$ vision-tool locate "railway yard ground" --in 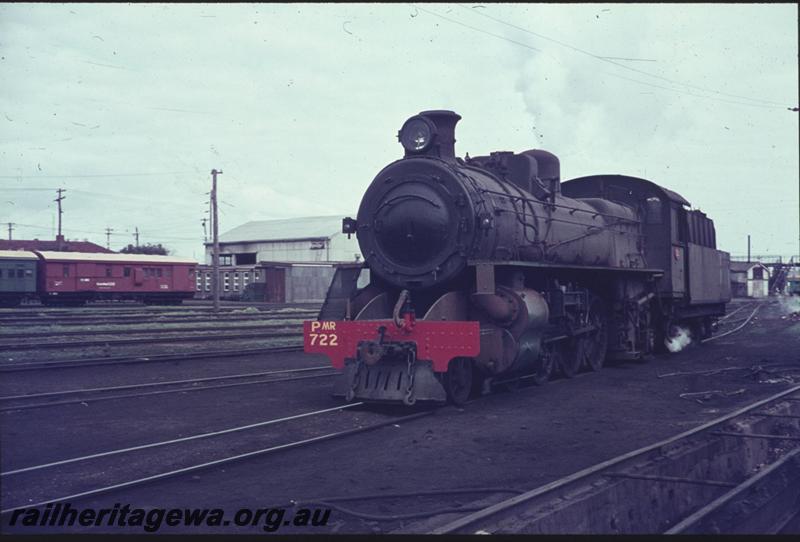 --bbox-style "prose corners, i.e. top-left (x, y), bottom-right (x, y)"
top-left (1, 297), bottom-right (799, 534)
